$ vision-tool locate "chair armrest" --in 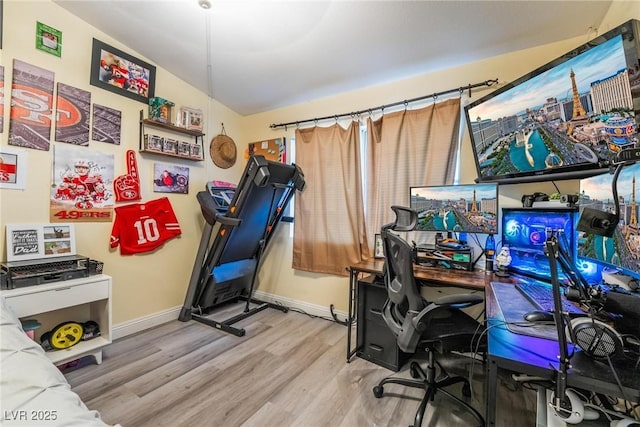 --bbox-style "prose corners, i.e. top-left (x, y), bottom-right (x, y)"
top-left (433, 293), bottom-right (484, 308)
